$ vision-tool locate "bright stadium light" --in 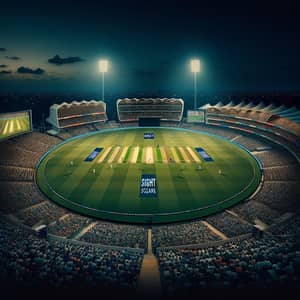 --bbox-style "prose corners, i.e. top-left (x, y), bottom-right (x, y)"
top-left (98, 59), bottom-right (108, 73)
top-left (98, 59), bottom-right (108, 101)
top-left (191, 59), bottom-right (200, 73)
top-left (190, 59), bottom-right (201, 110)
